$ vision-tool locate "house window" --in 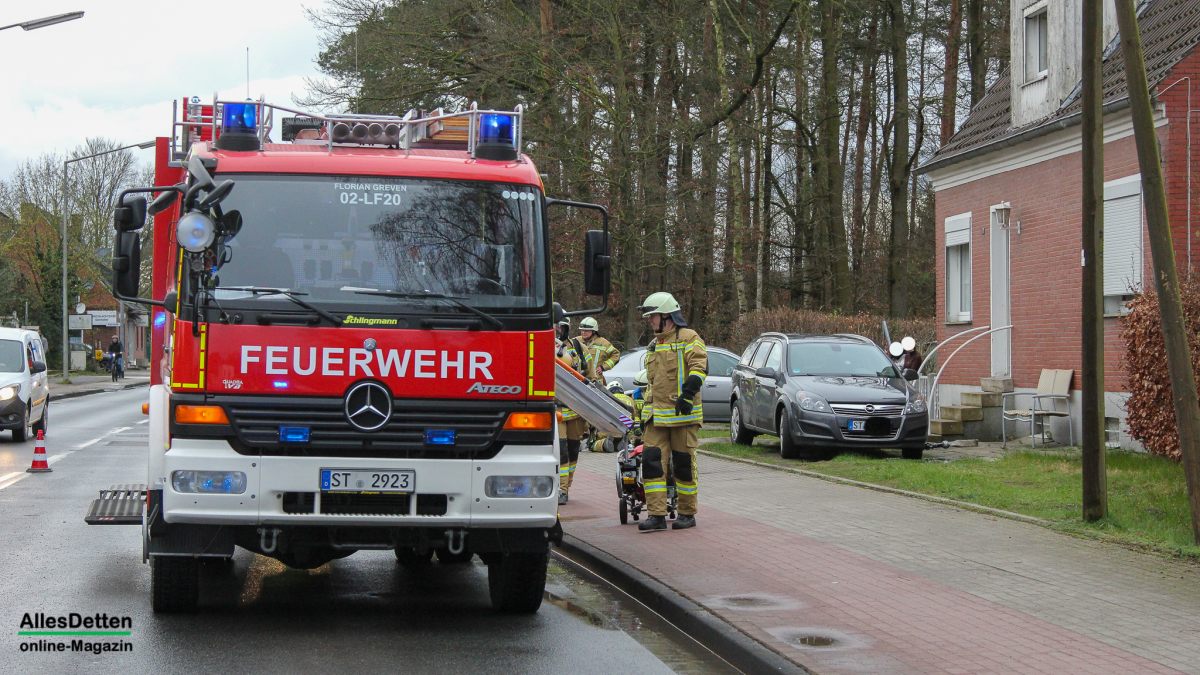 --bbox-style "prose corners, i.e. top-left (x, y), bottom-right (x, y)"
top-left (945, 212), bottom-right (972, 322)
top-left (1103, 175), bottom-right (1143, 315)
top-left (1024, 7), bottom-right (1049, 82)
